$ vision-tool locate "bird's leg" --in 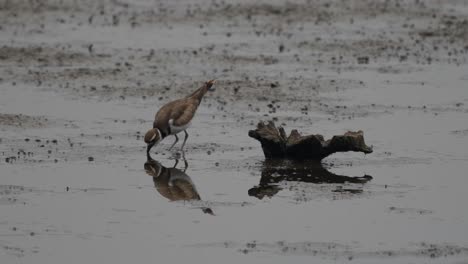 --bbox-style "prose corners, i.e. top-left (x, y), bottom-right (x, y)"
top-left (168, 134), bottom-right (179, 150)
top-left (180, 130), bottom-right (189, 151)
top-left (173, 159), bottom-right (179, 168)
top-left (180, 151), bottom-right (188, 172)
top-left (183, 159), bottom-right (188, 172)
